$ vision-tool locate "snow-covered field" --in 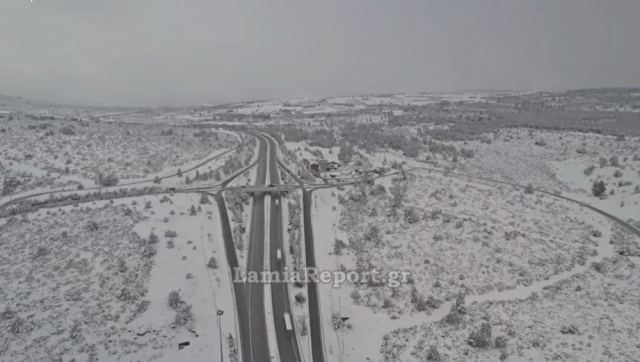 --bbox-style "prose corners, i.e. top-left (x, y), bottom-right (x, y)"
top-left (0, 115), bottom-right (236, 195)
top-left (385, 253), bottom-right (640, 361)
top-left (295, 123), bottom-right (640, 362)
top-left (0, 203), bottom-right (152, 360)
top-left (0, 193), bottom-right (238, 362)
top-left (127, 193), bottom-right (238, 362)
top-left (458, 129), bottom-right (639, 193)
top-left (338, 173), bottom-right (612, 306)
